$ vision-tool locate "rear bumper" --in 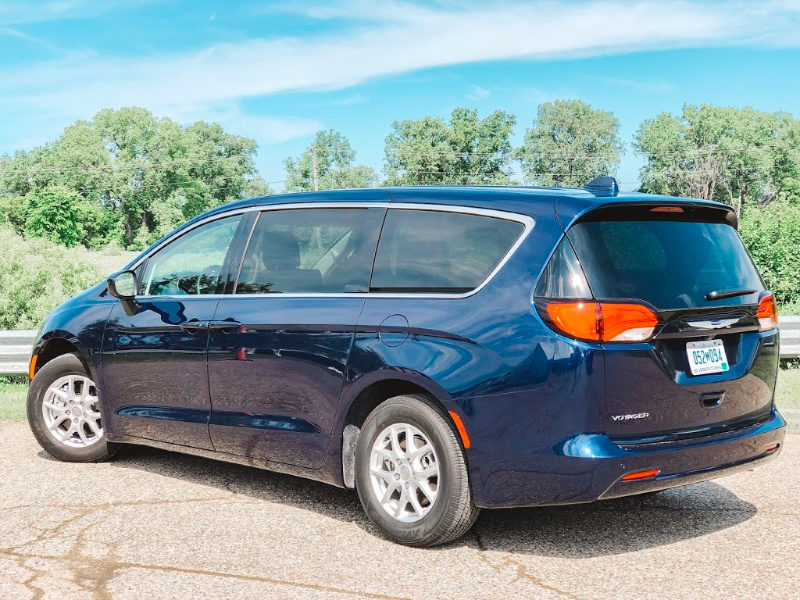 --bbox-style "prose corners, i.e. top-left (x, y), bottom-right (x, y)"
top-left (471, 409), bottom-right (785, 508)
